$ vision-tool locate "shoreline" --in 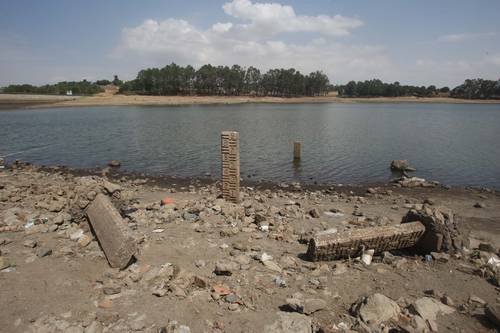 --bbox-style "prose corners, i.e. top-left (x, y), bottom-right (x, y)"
top-left (5, 160), bottom-right (500, 194)
top-left (1, 160), bottom-right (500, 332)
top-left (1, 93), bottom-right (500, 109)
